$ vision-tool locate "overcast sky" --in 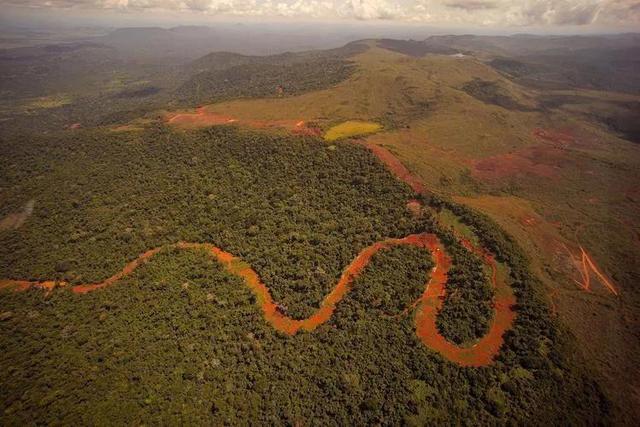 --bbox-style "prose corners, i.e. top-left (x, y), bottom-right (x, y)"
top-left (2, 0), bottom-right (639, 31)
